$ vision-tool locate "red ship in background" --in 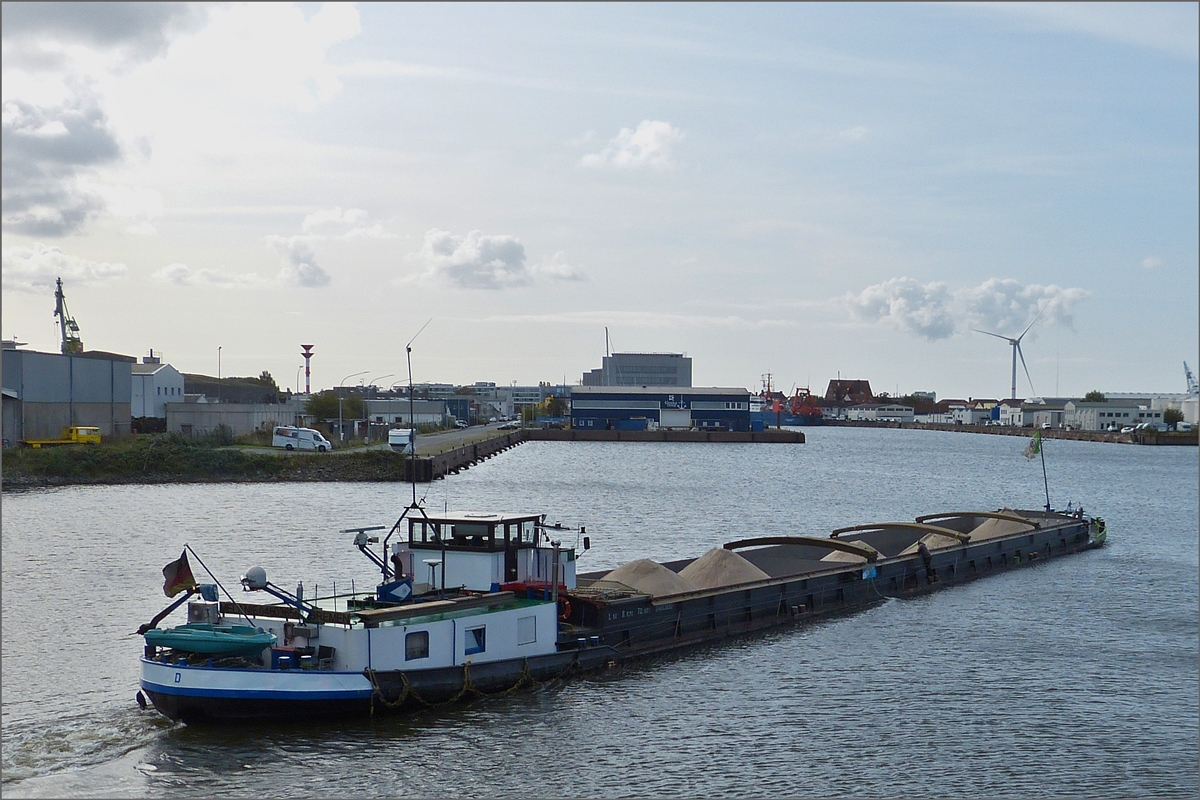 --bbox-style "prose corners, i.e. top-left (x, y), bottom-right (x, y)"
top-left (751, 374), bottom-right (824, 427)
